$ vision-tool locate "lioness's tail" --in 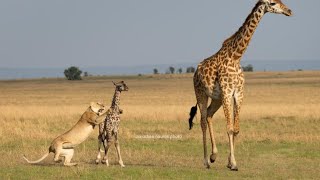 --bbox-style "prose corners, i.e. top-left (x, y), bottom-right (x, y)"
top-left (188, 104), bottom-right (197, 130)
top-left (23, 152), bottom-right (49, 164)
